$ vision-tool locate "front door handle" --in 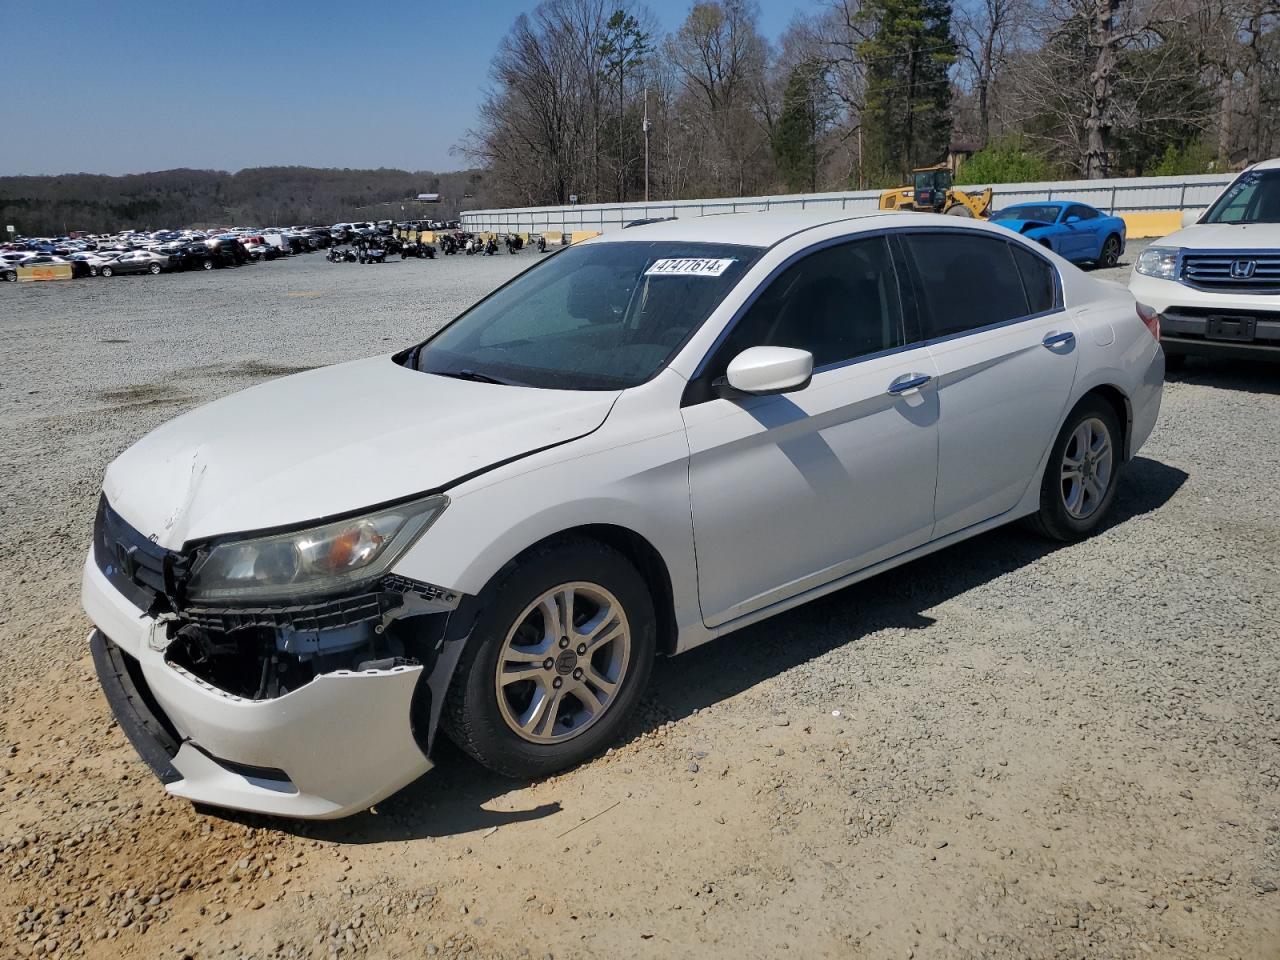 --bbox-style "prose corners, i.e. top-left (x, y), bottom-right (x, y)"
top-left (887, 373), bottom-right (932, 395)
top-left (1042, 331), bottom-right (1075, 348)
